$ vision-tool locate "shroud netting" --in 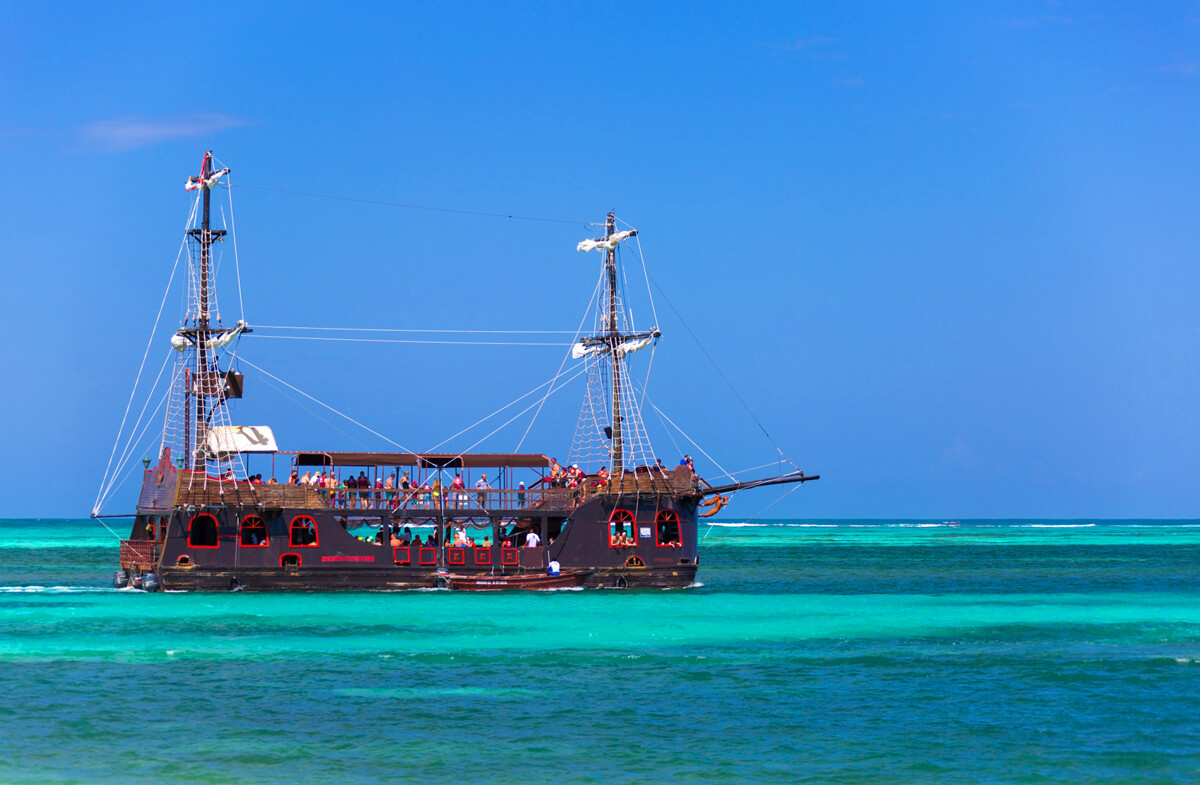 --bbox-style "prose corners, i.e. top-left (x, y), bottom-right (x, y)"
top-left (159, 188), bottom-right (249, 490)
